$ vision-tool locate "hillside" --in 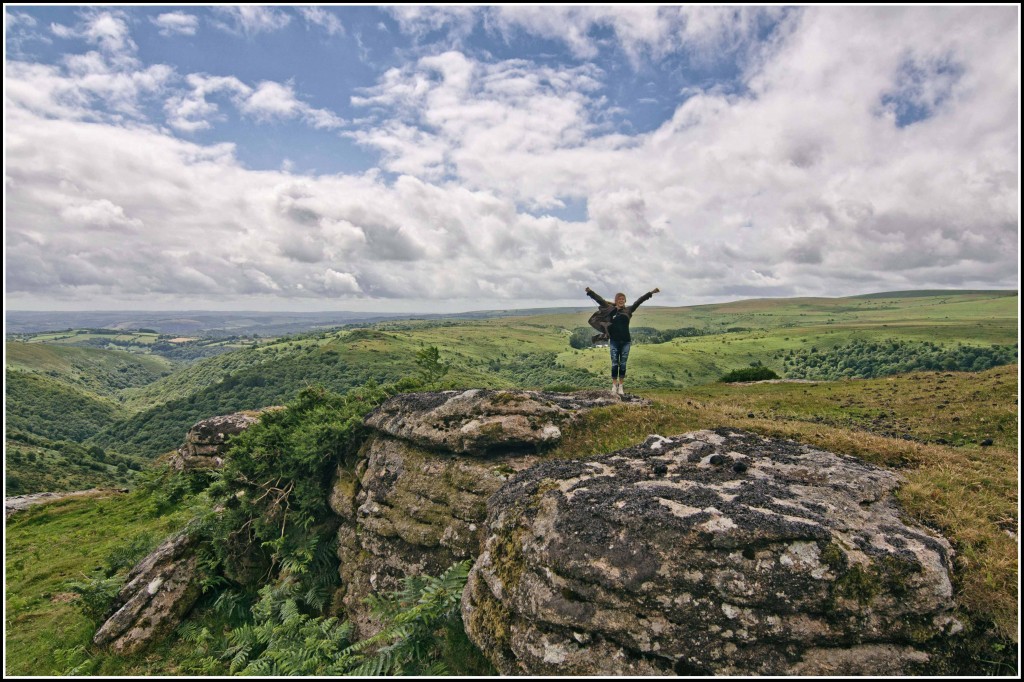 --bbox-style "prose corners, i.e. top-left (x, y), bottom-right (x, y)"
top-left (4, 365), bottom-right (1017, 675)
top-left (7, 290), bottom-right (1018, 472)
top-left (6, 342), bottom-right (173, 398)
